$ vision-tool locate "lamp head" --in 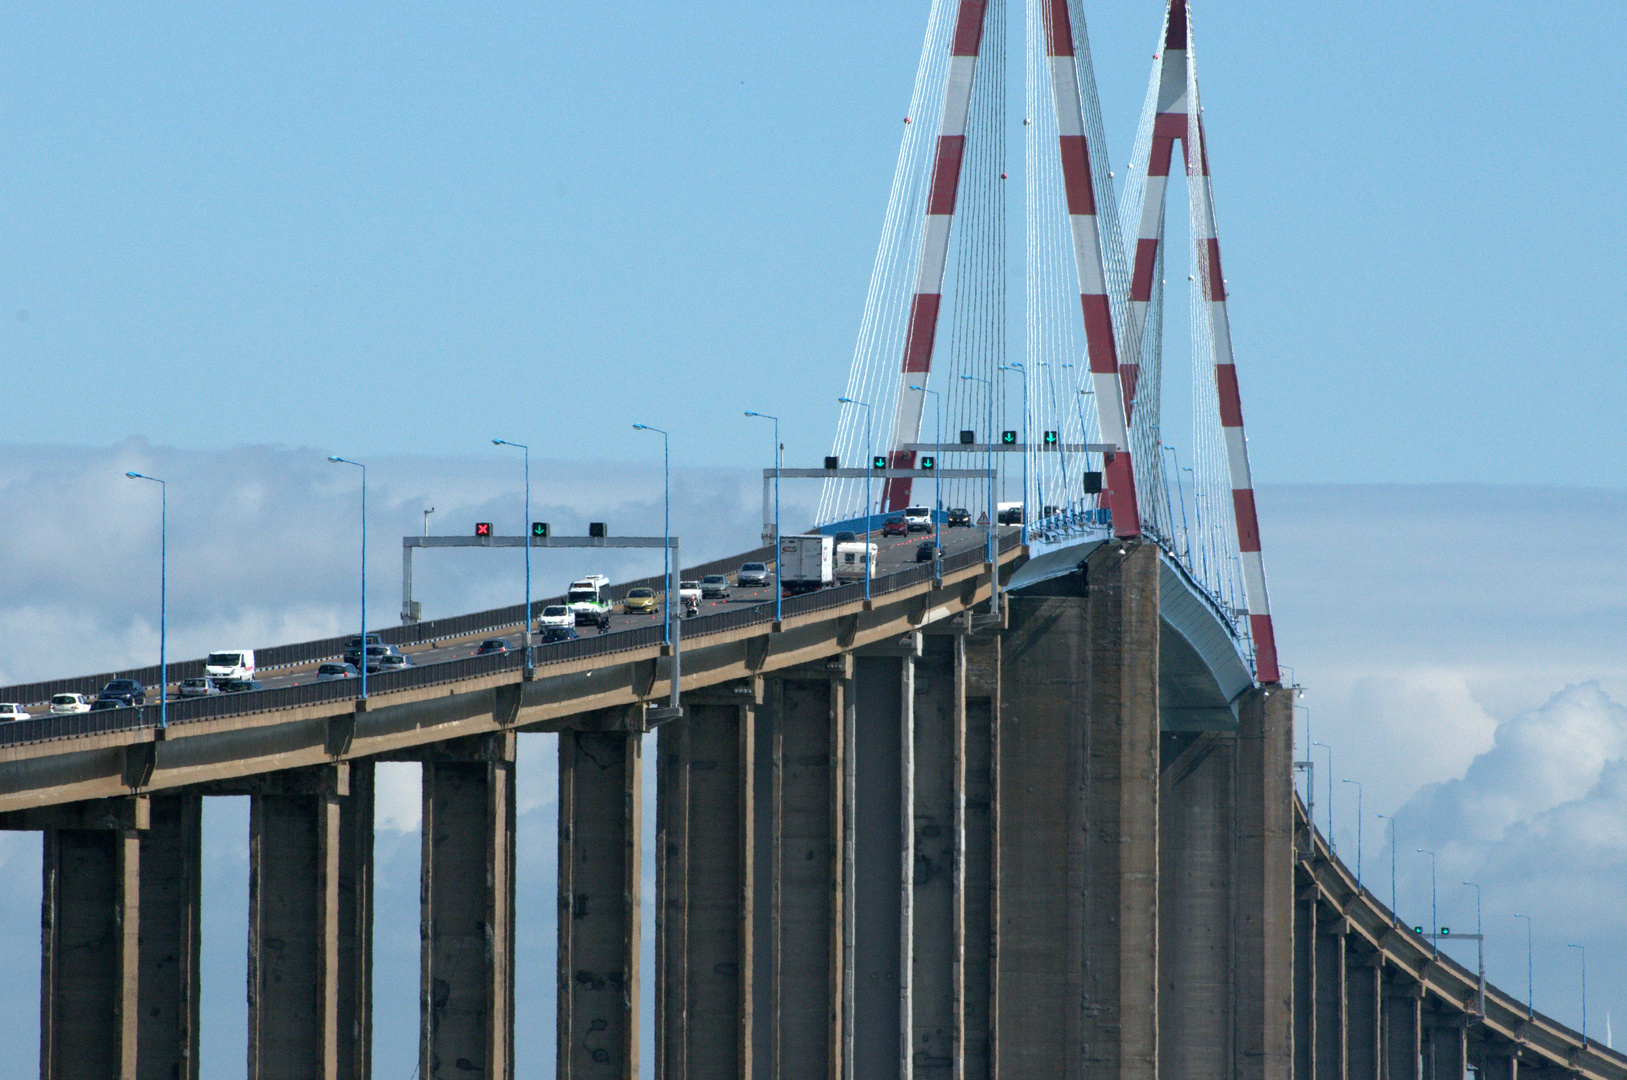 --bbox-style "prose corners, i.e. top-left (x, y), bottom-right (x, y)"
top-left (327, 455), bottom-right (343, 463)
top-left (125, 471), bottom-right (141, 479)
top-left (632, 423), bottom-right (647, 430)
